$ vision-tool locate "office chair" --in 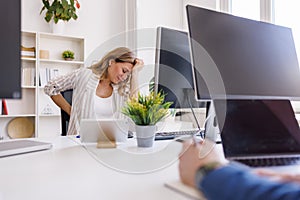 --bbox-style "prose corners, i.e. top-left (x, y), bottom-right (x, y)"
top-left (61, 89), bottom-right (73, 136)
